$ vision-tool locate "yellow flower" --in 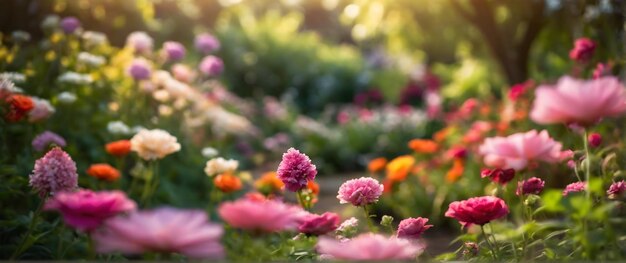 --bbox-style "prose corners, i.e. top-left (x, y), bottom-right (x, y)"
top-left (386, 155), bottom-right (415, 182)
top-left (367, 157), bottom-right (387, 173)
